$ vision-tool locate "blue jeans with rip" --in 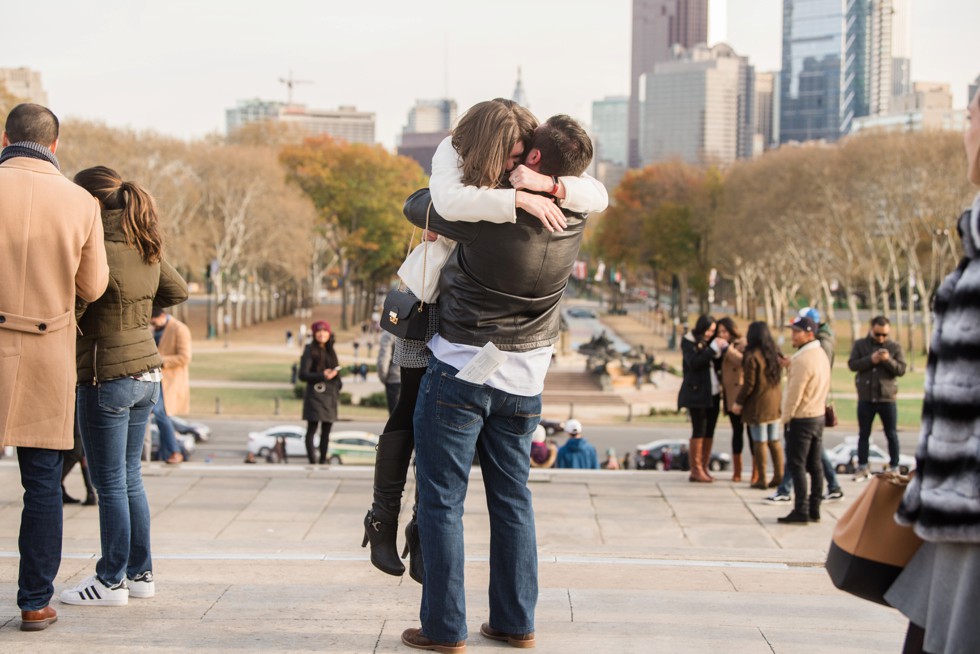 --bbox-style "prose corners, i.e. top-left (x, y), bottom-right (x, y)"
top-left (413, 358), bottom-right (541, 643)
top-left (16, 447), bottom-right (64, 610)
top-left (77, 378), bottom-right (158, 586)
top-left (152, 392), bottom-right (180, 461)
